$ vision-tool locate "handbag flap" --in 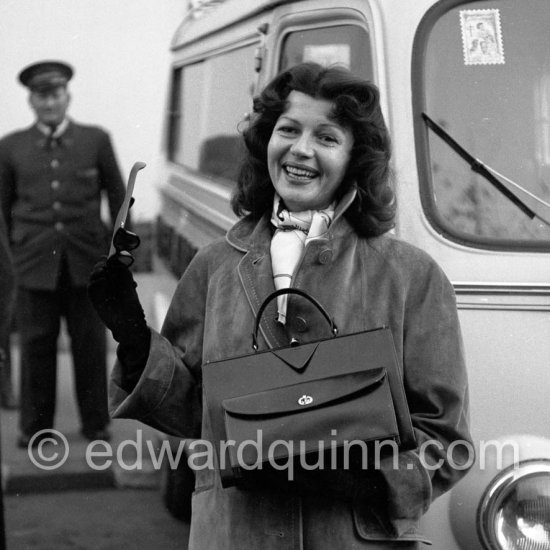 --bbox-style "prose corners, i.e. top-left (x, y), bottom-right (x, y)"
top-left (222, 368), bottom-right (386, 417)
top-left (270, 343), bottom-right (319, 372)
